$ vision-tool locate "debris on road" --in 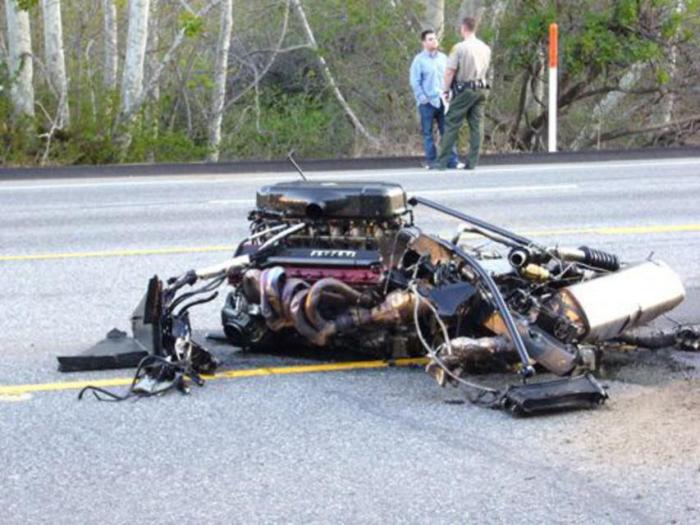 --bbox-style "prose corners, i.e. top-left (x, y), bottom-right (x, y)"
top-left (65, 166), bottom-right (692, 414)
